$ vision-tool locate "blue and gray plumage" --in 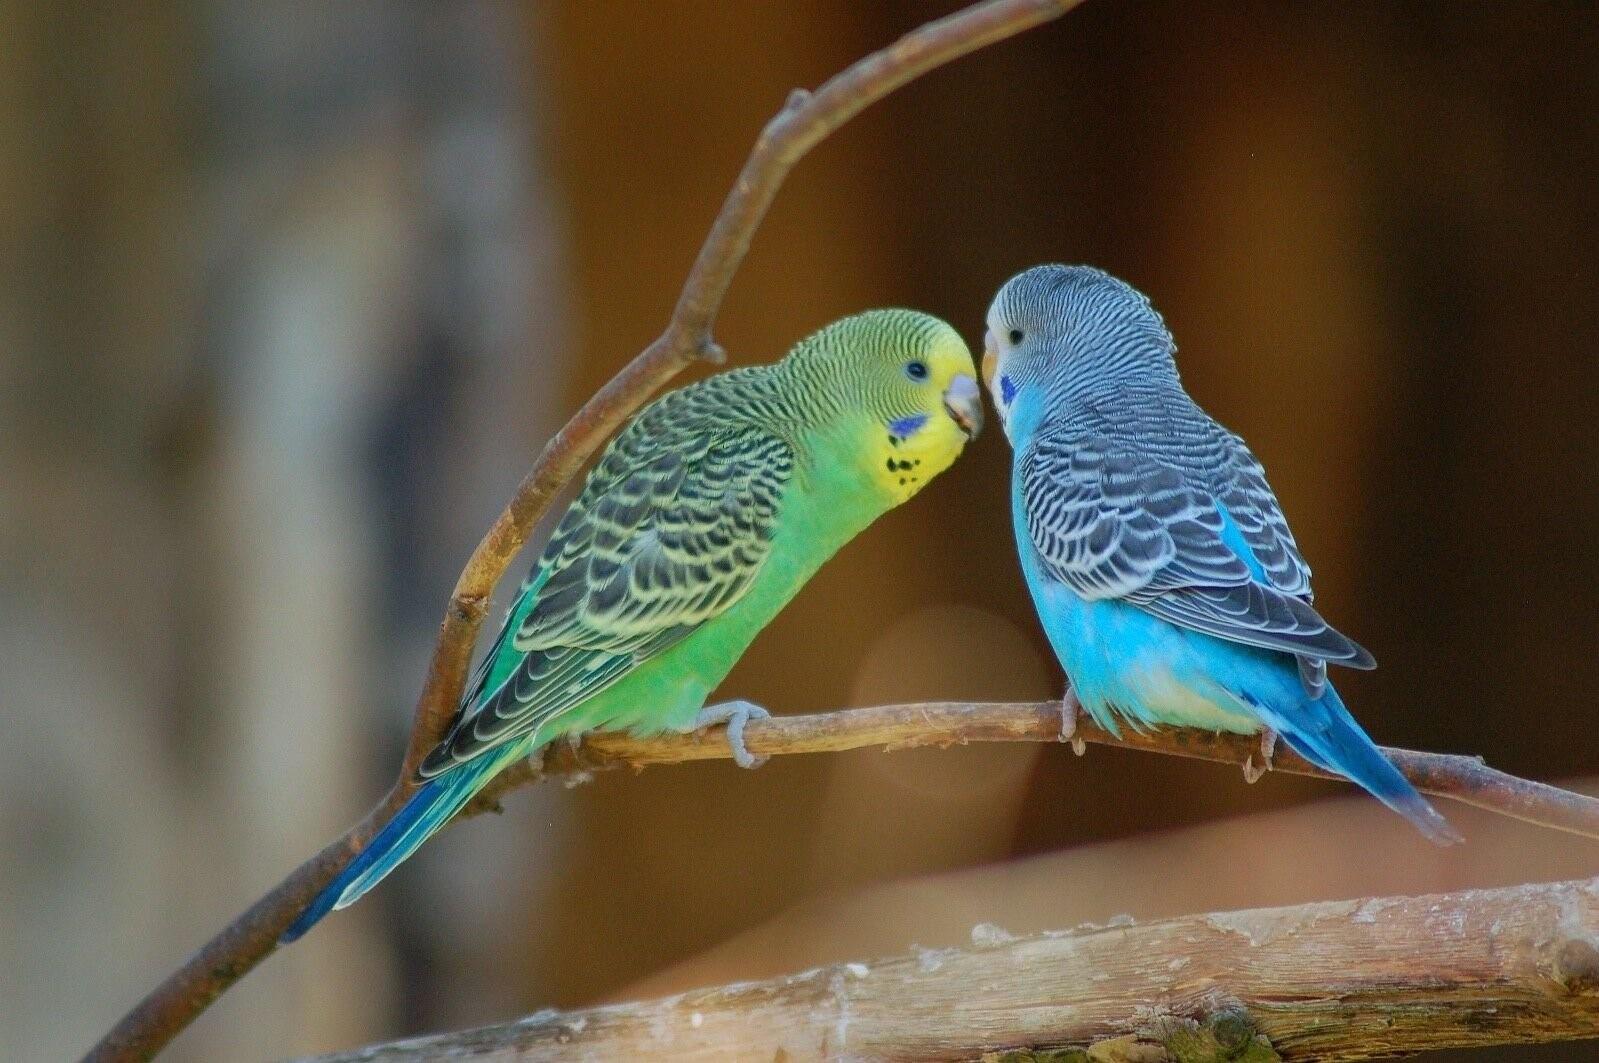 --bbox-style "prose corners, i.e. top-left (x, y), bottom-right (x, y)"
top-left (984, 264), bottom-right (1458, 844)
